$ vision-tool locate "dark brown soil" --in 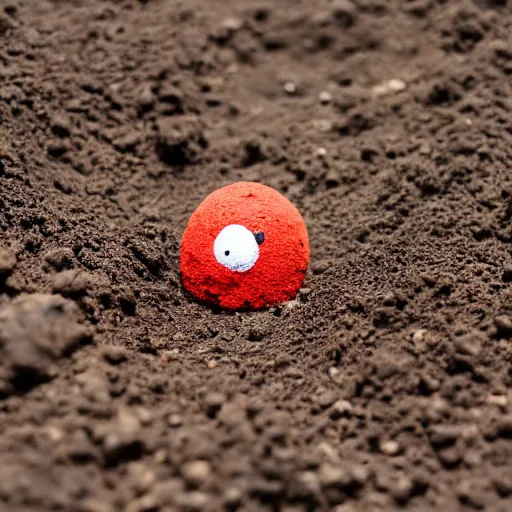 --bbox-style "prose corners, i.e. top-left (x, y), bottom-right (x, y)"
top-left (1, 0), bottom-right (512, 510)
